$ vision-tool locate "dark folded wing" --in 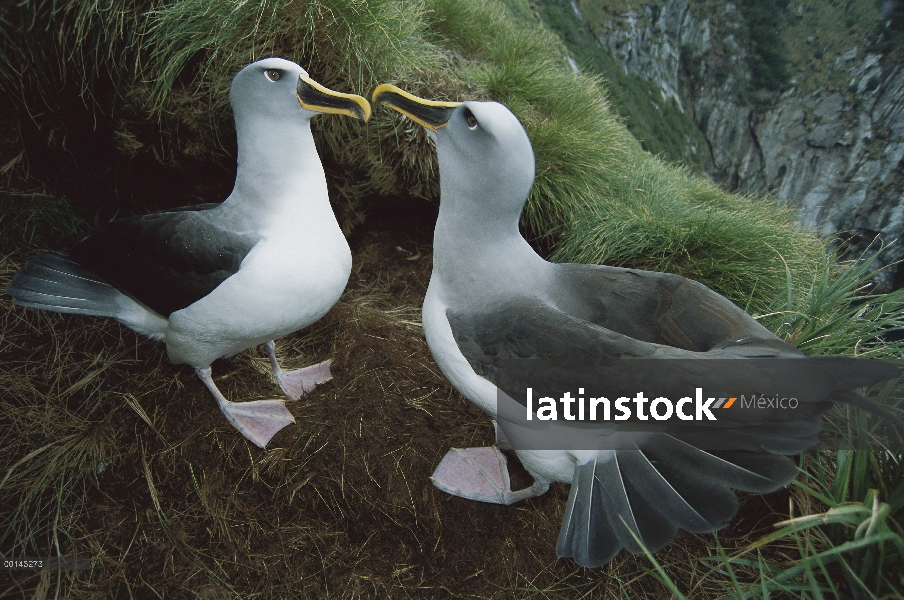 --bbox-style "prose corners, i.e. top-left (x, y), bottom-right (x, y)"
top-left (69, 204), bottom-right (259, 316)
top-left (447, 300), bottom-right (901, 441)
top-left (552, 262), bottom-right (778, 352)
